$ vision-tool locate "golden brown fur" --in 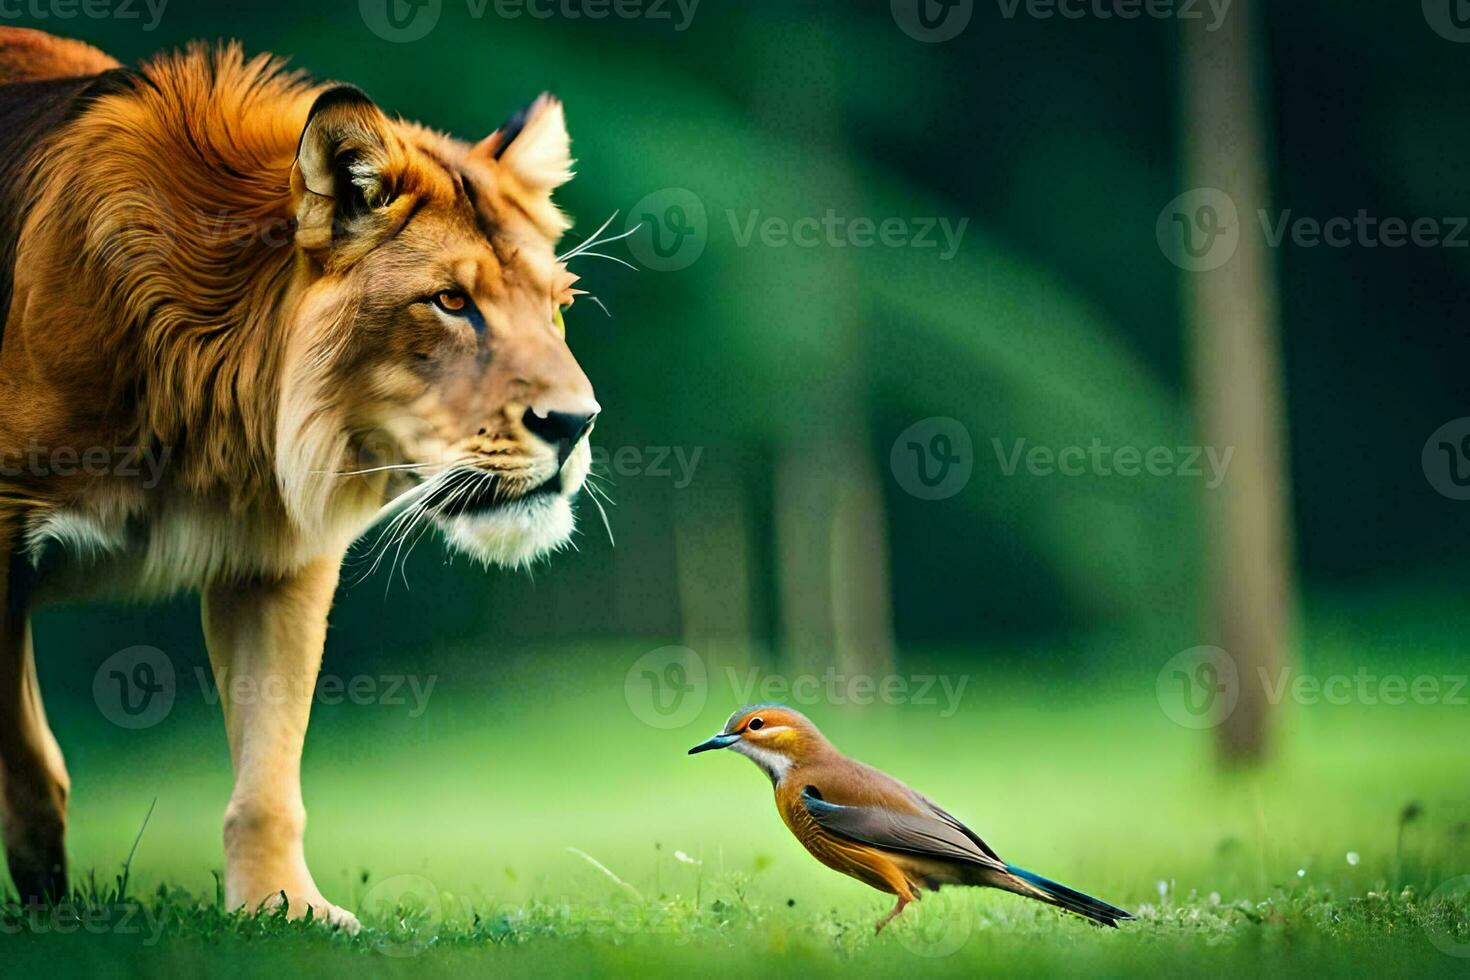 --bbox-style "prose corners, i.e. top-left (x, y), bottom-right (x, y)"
top-left (0, 32), bottom-right (600, 925)
top-left (0, 27), bottom-right (119, 83)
